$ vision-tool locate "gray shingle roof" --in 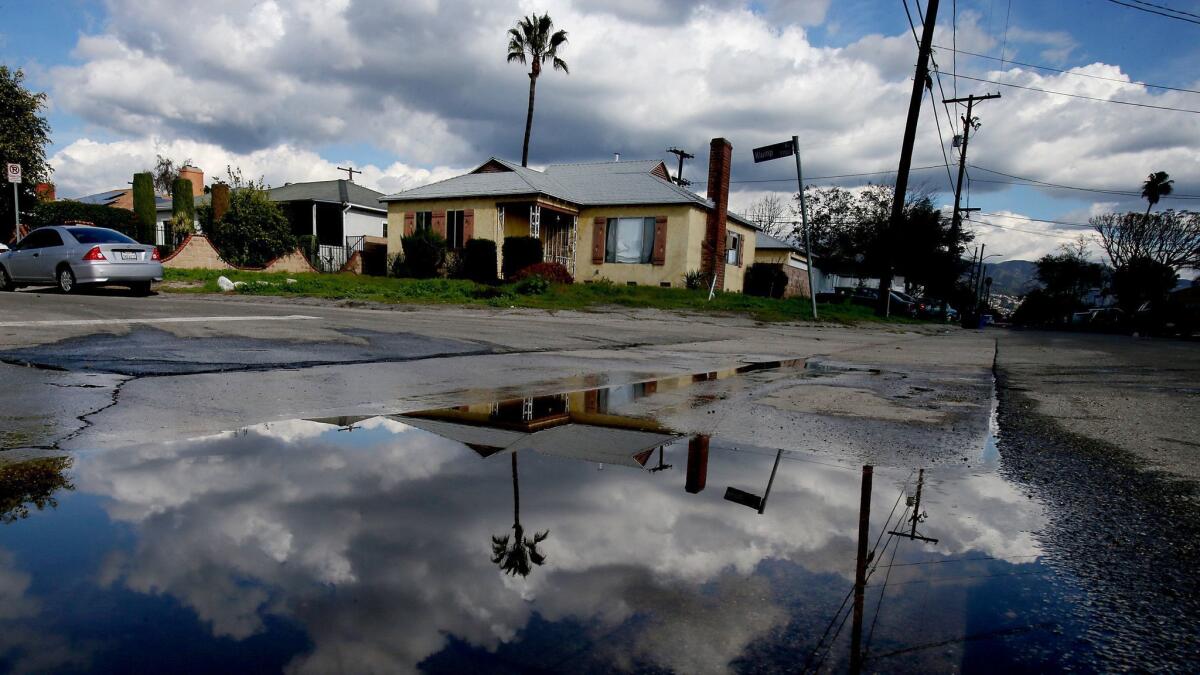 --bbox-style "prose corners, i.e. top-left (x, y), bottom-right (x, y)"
top-left (755, 231), bottom-right (805, 253)
top-left (268, 179), bottom-right (385, 211)
top-left (72, 189), bottom-right (128, 206)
